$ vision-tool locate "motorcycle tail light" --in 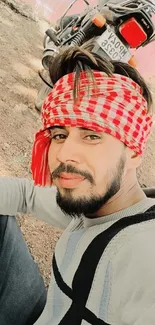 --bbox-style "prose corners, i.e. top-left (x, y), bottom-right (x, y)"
top-left (119, 18), bottom-right (147, 48)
